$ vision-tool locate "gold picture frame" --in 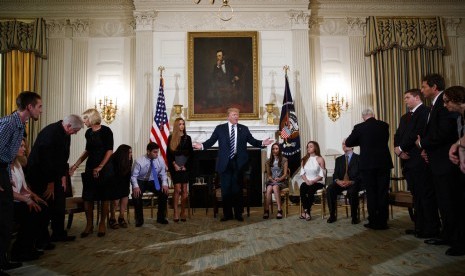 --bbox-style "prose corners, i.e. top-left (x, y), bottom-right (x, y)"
top-left (187, 31), bottom-right (259, 120)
